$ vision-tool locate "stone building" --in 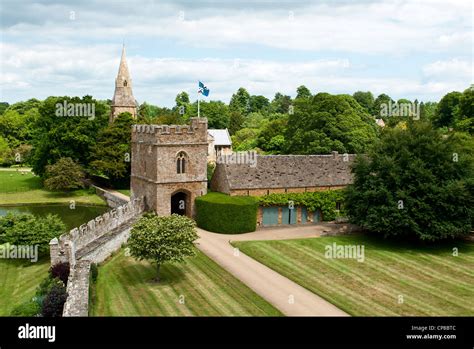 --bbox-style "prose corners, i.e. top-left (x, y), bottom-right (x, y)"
top-left (210, 152), bottom-right (355, 196)
top-left (130, 117), bottom-right (208, 217)
top-left (110, 45), bottom-right (138, 122)
top-left (207, 129), bottom-right (232, 163)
